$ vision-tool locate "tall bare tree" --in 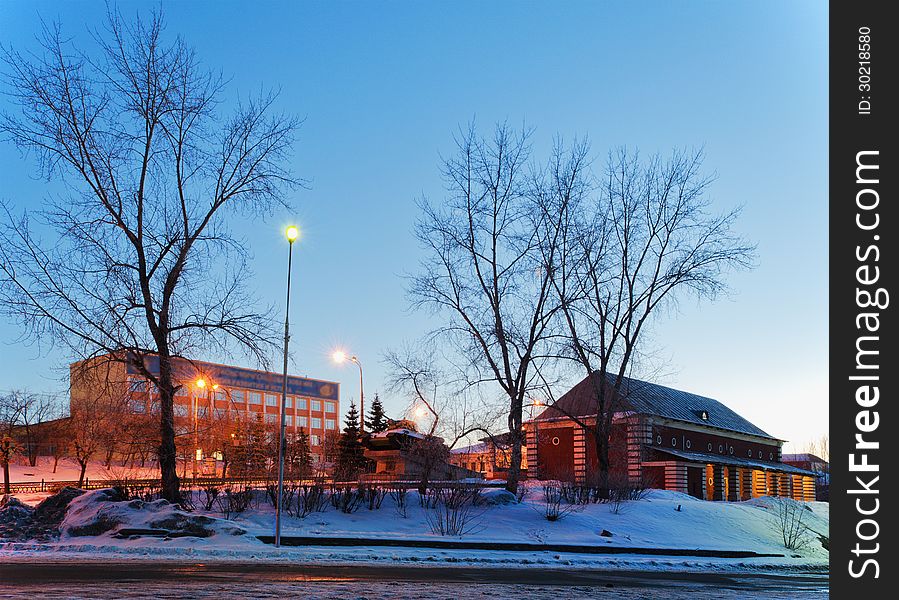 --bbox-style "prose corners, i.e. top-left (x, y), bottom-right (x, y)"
top-left (0, 11), bottom-right (300, 502)
top-left (536, 144), bottom-right (755, 488)
top-left (409, 123), bottom-right (564, 494)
